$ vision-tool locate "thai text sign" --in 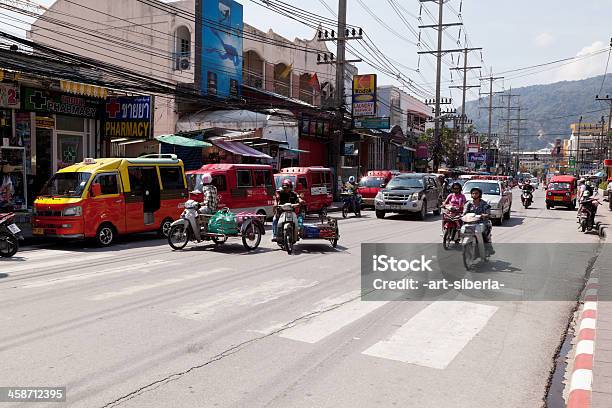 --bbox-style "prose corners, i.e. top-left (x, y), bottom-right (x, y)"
top-left (22, 87), bottom-right (99, 118)
top-left (0, 83), bottom-right (19, 108)
top-left (352, 74), bottom-right (377, 117)
top-left (104, 96), bottom-right (152, 139)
